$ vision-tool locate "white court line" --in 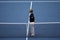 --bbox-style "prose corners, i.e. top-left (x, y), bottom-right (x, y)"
top-left (26, 1), bottom-right (33, 40)
top-left (0, 23), bottom-right (27, 24)
top-left (35, 22), bottom-right (60, 24)
top-left (25, 1), bottom-right (32, 40)
top-left (26, 21), bottom-right (29, 40)
top-left (0, 1), bottom-right (30, 3)
top-left (33, 1), bottom-right (60, 2)
top-left (0, 22), bottom-right (60, 24)
top-left (0, 1), bottom-right (60, 3)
